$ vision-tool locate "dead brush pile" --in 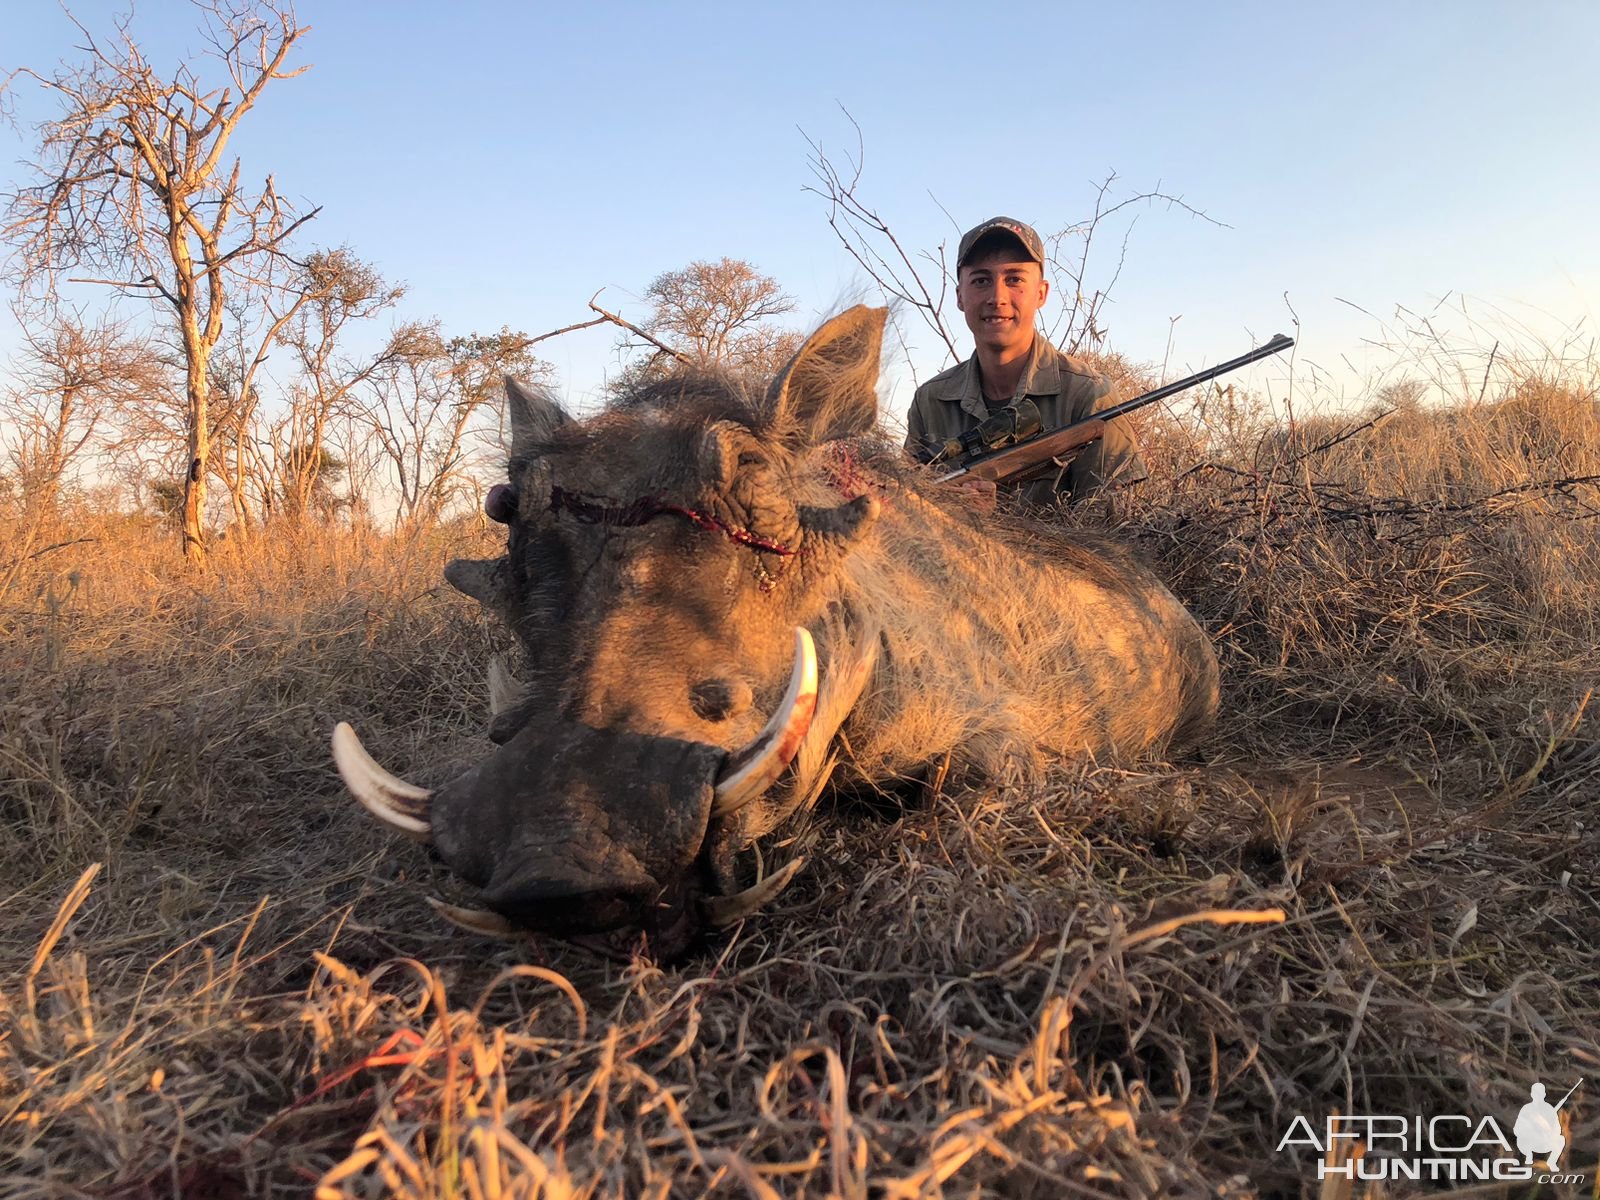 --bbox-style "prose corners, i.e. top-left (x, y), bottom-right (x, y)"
top-left (2, 353), bottom-right (1598, 1197)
